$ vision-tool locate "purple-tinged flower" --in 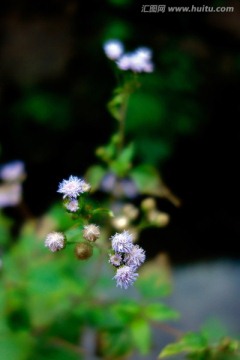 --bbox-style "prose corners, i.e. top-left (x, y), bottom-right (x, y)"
top-left (0, 184), bottom-right (22, 208)
top-left (103, 39), bottom-right (124, 60)
top-left (113, 265), bottom-right (138, 289)
top-left (109, 253), bottom-right (122, 267)
top-left (116, 47), bottom-right (154, 73)
top-left (111, 230), bottom-right (134, 253)
top-left (45, 232), bottom-right (66, 252)
top-left (65, 199), bottom-right (79, 212)
top-left (83, 224), bottom-right (100, 242)
top-left (57, 176), bottom-right (90, 199)
top-left (124, 245), bottom-right (145, 269)
top-left (0, 160), bottom-right (25, 182)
